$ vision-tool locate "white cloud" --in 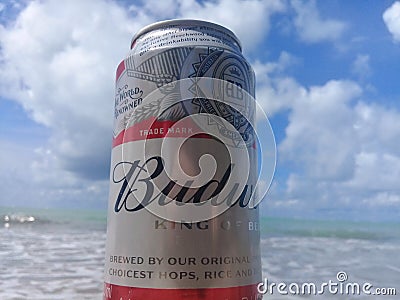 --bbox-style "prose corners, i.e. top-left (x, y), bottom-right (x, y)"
top-left (362, 192), bottom-right (400, 207)
top-left (280, 80), bottom-right (362, 180)
top-left (129, 0), bottom-right (288, 50)
top-left (1, 0), bottom-right (399, 217)
top-left (348, 152), bottom-right (400, 191)
top-left (0, 0), bottom-right (288, 182)
top-left (272, 78), bottom-right (400, 215)
top-left (272, 199), bottom-right (299, 207)
top-left (345, 103), bottom-right (400, 193)
top-left (291, 0), bottom-right (347, 43)
top-left (253, 52), bottom-right (306, 116)
top-left (383, 1), bottom-right (400, 43)
top-left (0, 0), bottom-right (153, 181)
top-left (0, 141), bottom-right (38, 206)
top-left (175, 0), bottom-right (286, 52)
top-left (351, 54), bottom-right (371, 80)
top-left (0, 0), bottom-right (289, 208)
top-left (131, 0), bottom-right (179, 19)
top-left (0, 138), bottom-right (109, 208)
top-left (354, 102), bottom-right (400, 155)
top-left (0, 0), bottom-right (288, 208)
top-left (0, 0), bottom-right (154, 207)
